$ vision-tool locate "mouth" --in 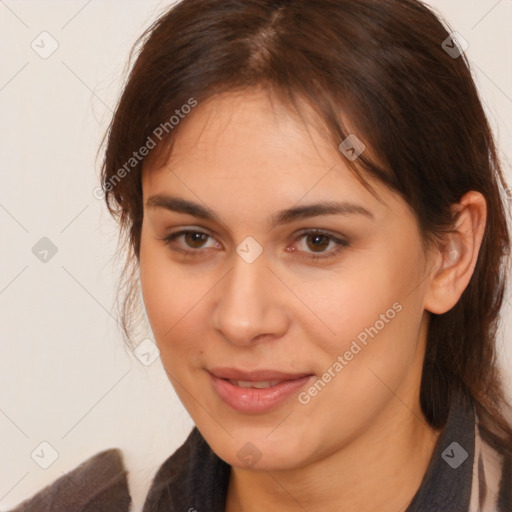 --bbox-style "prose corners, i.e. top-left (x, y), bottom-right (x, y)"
top-left (223, 379), bottom-right (290, 389)
top-left (207, 367), bottom-right (315, 413)
top-left (208, 366), bottom-right (313, 382)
